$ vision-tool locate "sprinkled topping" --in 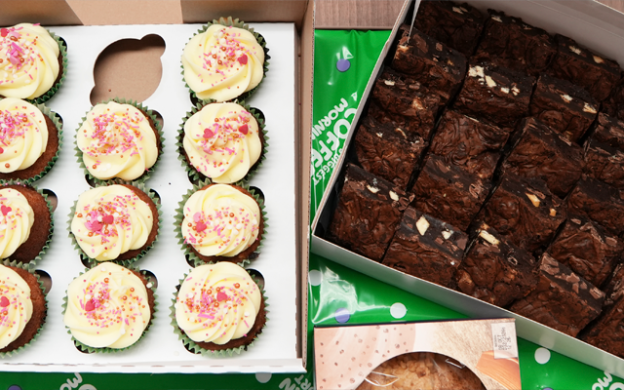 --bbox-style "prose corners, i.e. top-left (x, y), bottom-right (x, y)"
top-left (0, 264), bottom-right (33, 349)
top-left (0, 188), bottom-right (34, 260)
